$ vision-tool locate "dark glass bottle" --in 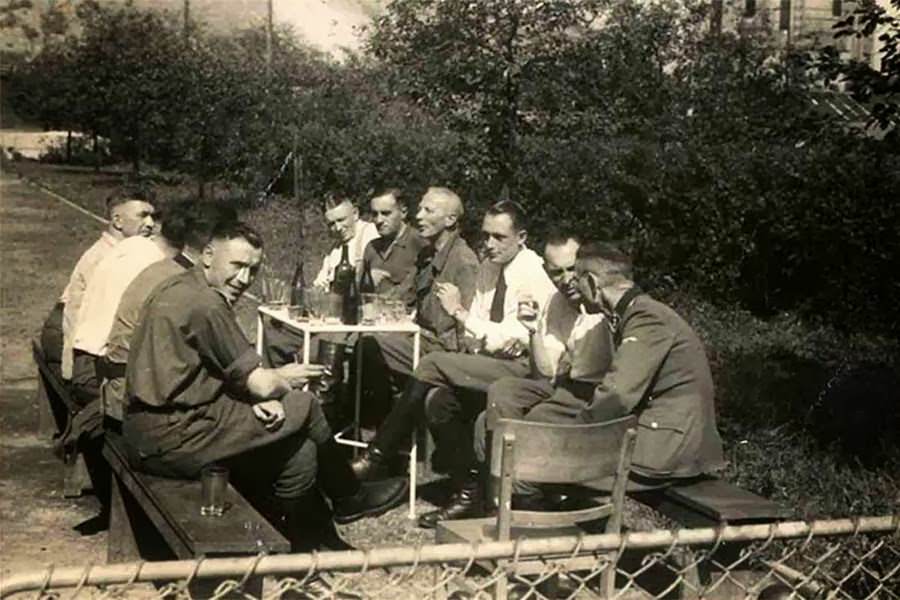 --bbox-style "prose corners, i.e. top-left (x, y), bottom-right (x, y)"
top-left (289, 260), bottom-right (305, 316)
top-left (332, 244), bottom-right (357, 324)
top-left (359, 262), bottom-right (376, 324)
